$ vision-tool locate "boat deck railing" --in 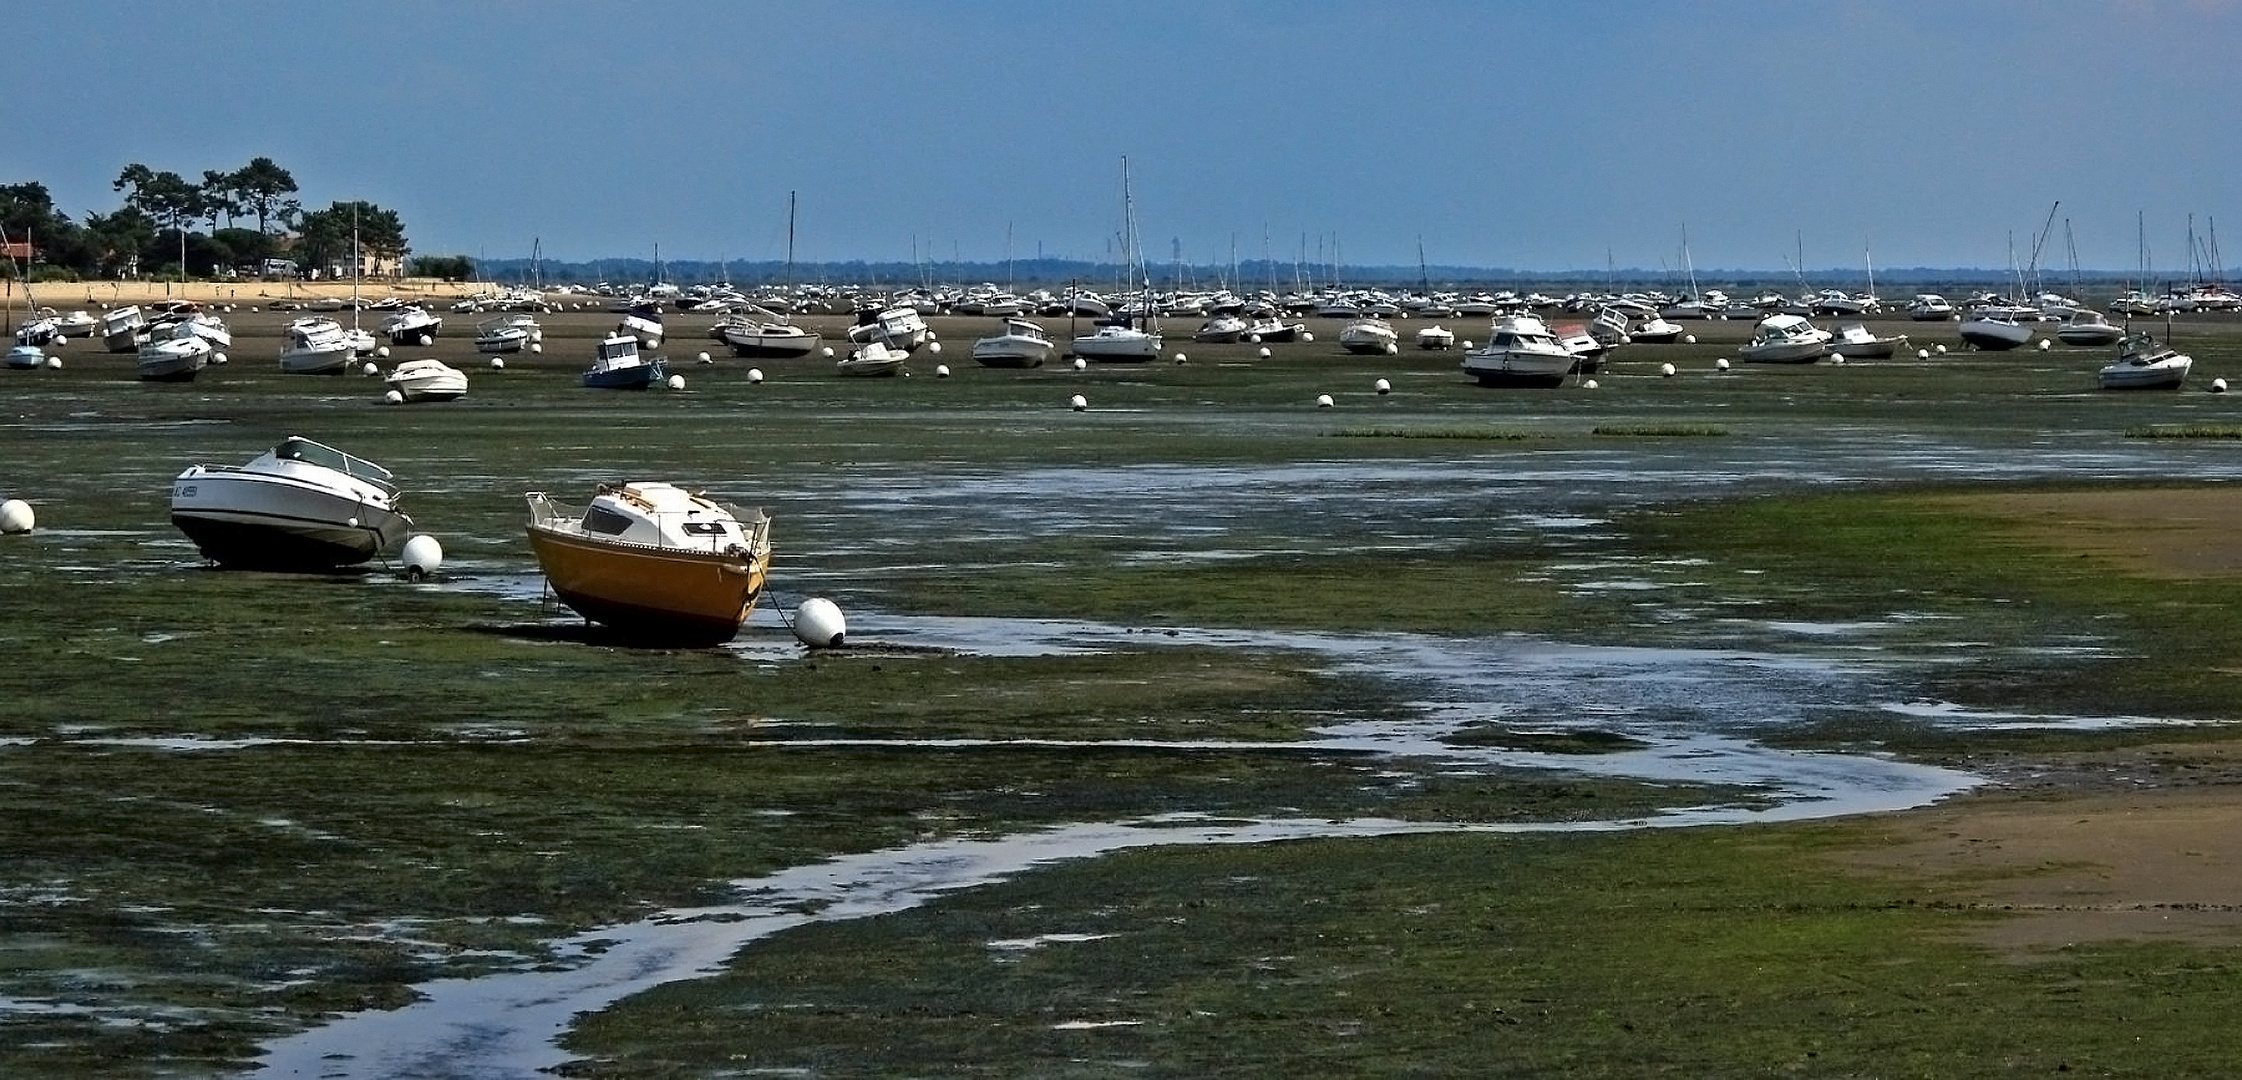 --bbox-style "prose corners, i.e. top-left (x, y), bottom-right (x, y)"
top-left (274, 437), bottom-right (396, 492)
top-left (527, 491), bottom-right (771, 556)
